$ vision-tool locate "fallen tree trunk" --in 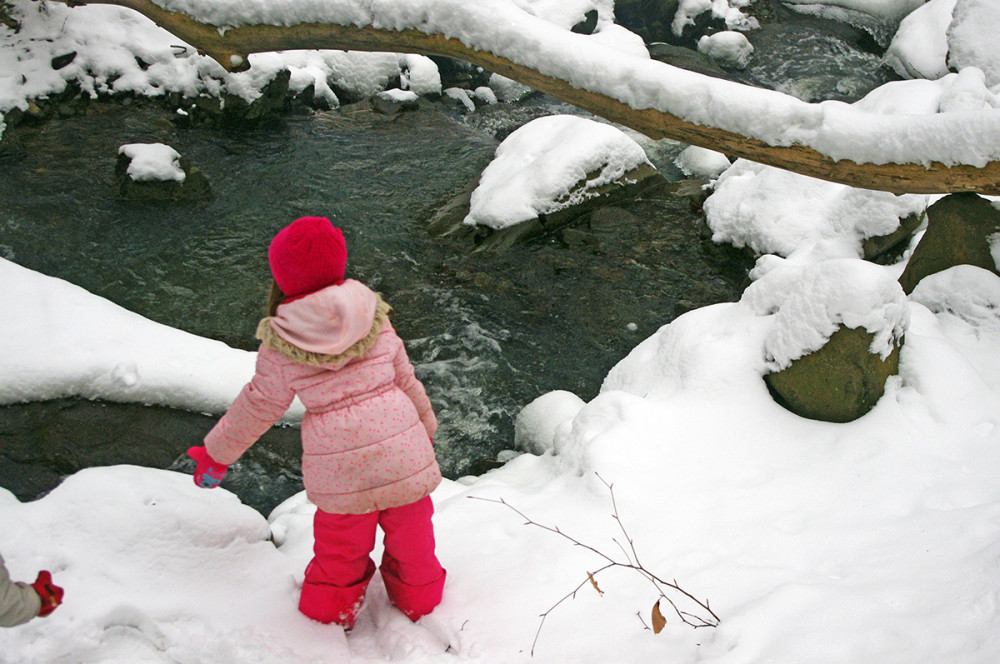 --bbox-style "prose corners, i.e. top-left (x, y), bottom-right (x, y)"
top-left (50, 0), bottom-right (1000, 195)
